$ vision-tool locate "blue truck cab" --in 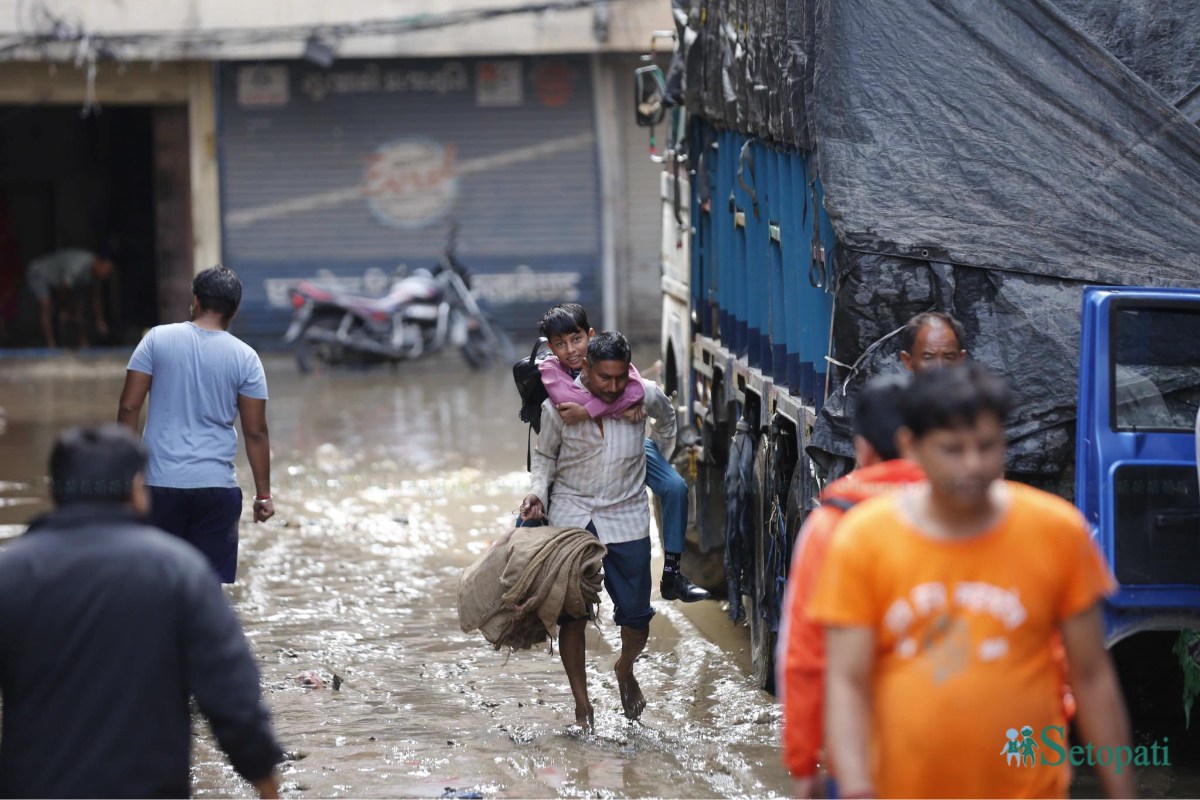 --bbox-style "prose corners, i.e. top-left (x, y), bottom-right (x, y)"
top-left (1077, 287), bottom-right (1200, 646)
